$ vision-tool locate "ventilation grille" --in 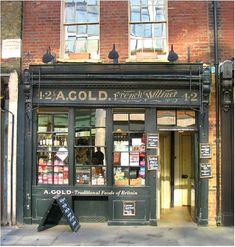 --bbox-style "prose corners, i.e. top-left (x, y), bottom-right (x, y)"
top-left (79, 216), bottom-right (107, 222)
